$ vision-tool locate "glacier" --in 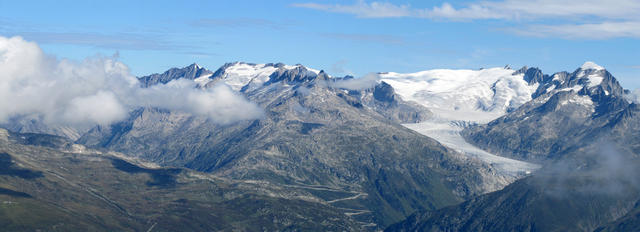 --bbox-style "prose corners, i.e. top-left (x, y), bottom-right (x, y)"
top-left (380, 67), bottom-right (542, 184)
